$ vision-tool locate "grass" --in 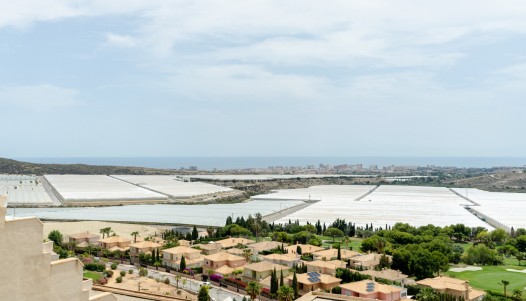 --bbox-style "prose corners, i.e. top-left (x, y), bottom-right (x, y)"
top-left (319, 236), bottom-right (363, 250)
top-left (446, 265), bottom-right (526, 294)
top-left (83, 271), bottom-right (102, 281)
top-left (454, 242), bottom-right (473, 252)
